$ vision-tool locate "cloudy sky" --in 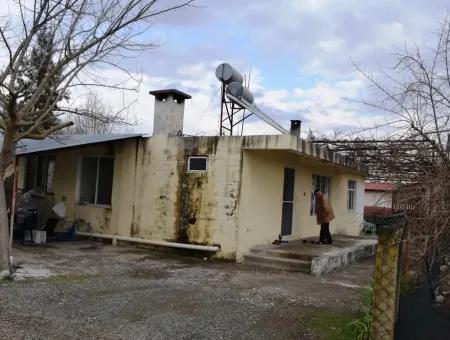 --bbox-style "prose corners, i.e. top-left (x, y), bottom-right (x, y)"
top-left (5, 0), bottom-right (450, 137)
